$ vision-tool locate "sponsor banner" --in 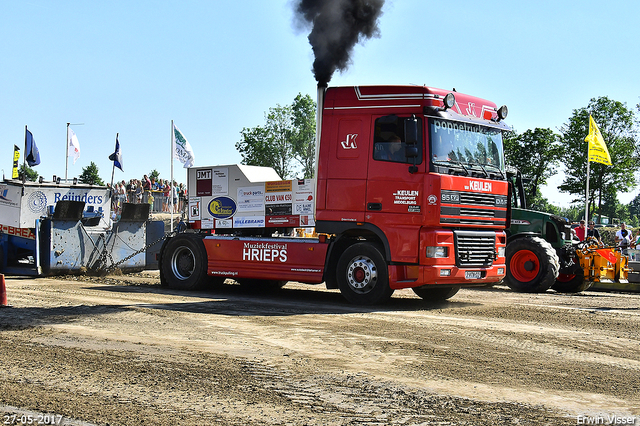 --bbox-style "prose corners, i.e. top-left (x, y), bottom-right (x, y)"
top-left (242, 241), bottom-right (288, 262)
top-left (265, 180), bottom-right (292, 193)
top-left (212, 167), bottom-right (229, 195)
top-left (294, 202), bottom-right (313, 215)
top-left (215, 218), bottom-right (233, 228)
top-left (201, 217), bottom-right (214, 229)
top-left (233, 215), bottom-right (265, 228)
top-left (265, 191), bottom-right (293, 204)
top-left (294, 179), bottom-right (314, 203)
top-left (266, 215), bottom-right (300, 227)
top-left (196, 169), bottom-right (212, 196)
top-left (0, 225), bottom-right (36, 239)
top-left (237, 185), bottom-right (265, 212)
top-left (208, 196), bottom-right (237, 219)
top-left (300, 215), bottom-right (315, 227)
top-left (188, 197), bottom-right (201, 220)
top-left (266, 203), bottom-right (292, 216)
